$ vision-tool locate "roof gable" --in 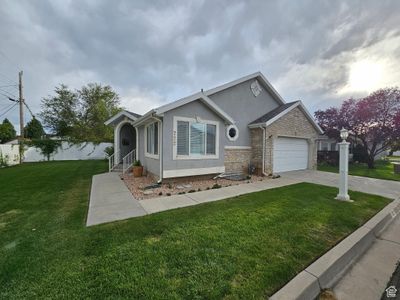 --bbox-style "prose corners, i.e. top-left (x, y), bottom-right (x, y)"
top-left (249, 101), bottom-right (299, 125)
top-left (205, 72), bottom-right (286, 105)
top-left (156, 93), bottom-right (235, 124)
top-left (104, 110), bottom-right (141, 126)
top-left (249, 101), bottom-right (323, 134)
